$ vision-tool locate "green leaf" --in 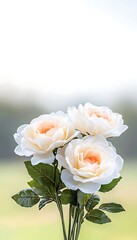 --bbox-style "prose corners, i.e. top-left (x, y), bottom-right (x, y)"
top-left (39, 198), bottom-right (52, 210)
top-left (99, 203), bottom-right (125, 213)
top-left (28, 180), bottom-right (54, 199)
top-left (77, 190), bottom-right (90, 207)
top-left (60, 189), bottom-right (77, 205)
top-left (85, 194), bottom-right (100, 212)
top-left (99, 177), bottom-right (122, 193)
top-left (12, 189), bottom-right (40, 207)
top-left (86, 209), bottom-right (111, 224)
top-left (25, 161), bottom-right (55, 186)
